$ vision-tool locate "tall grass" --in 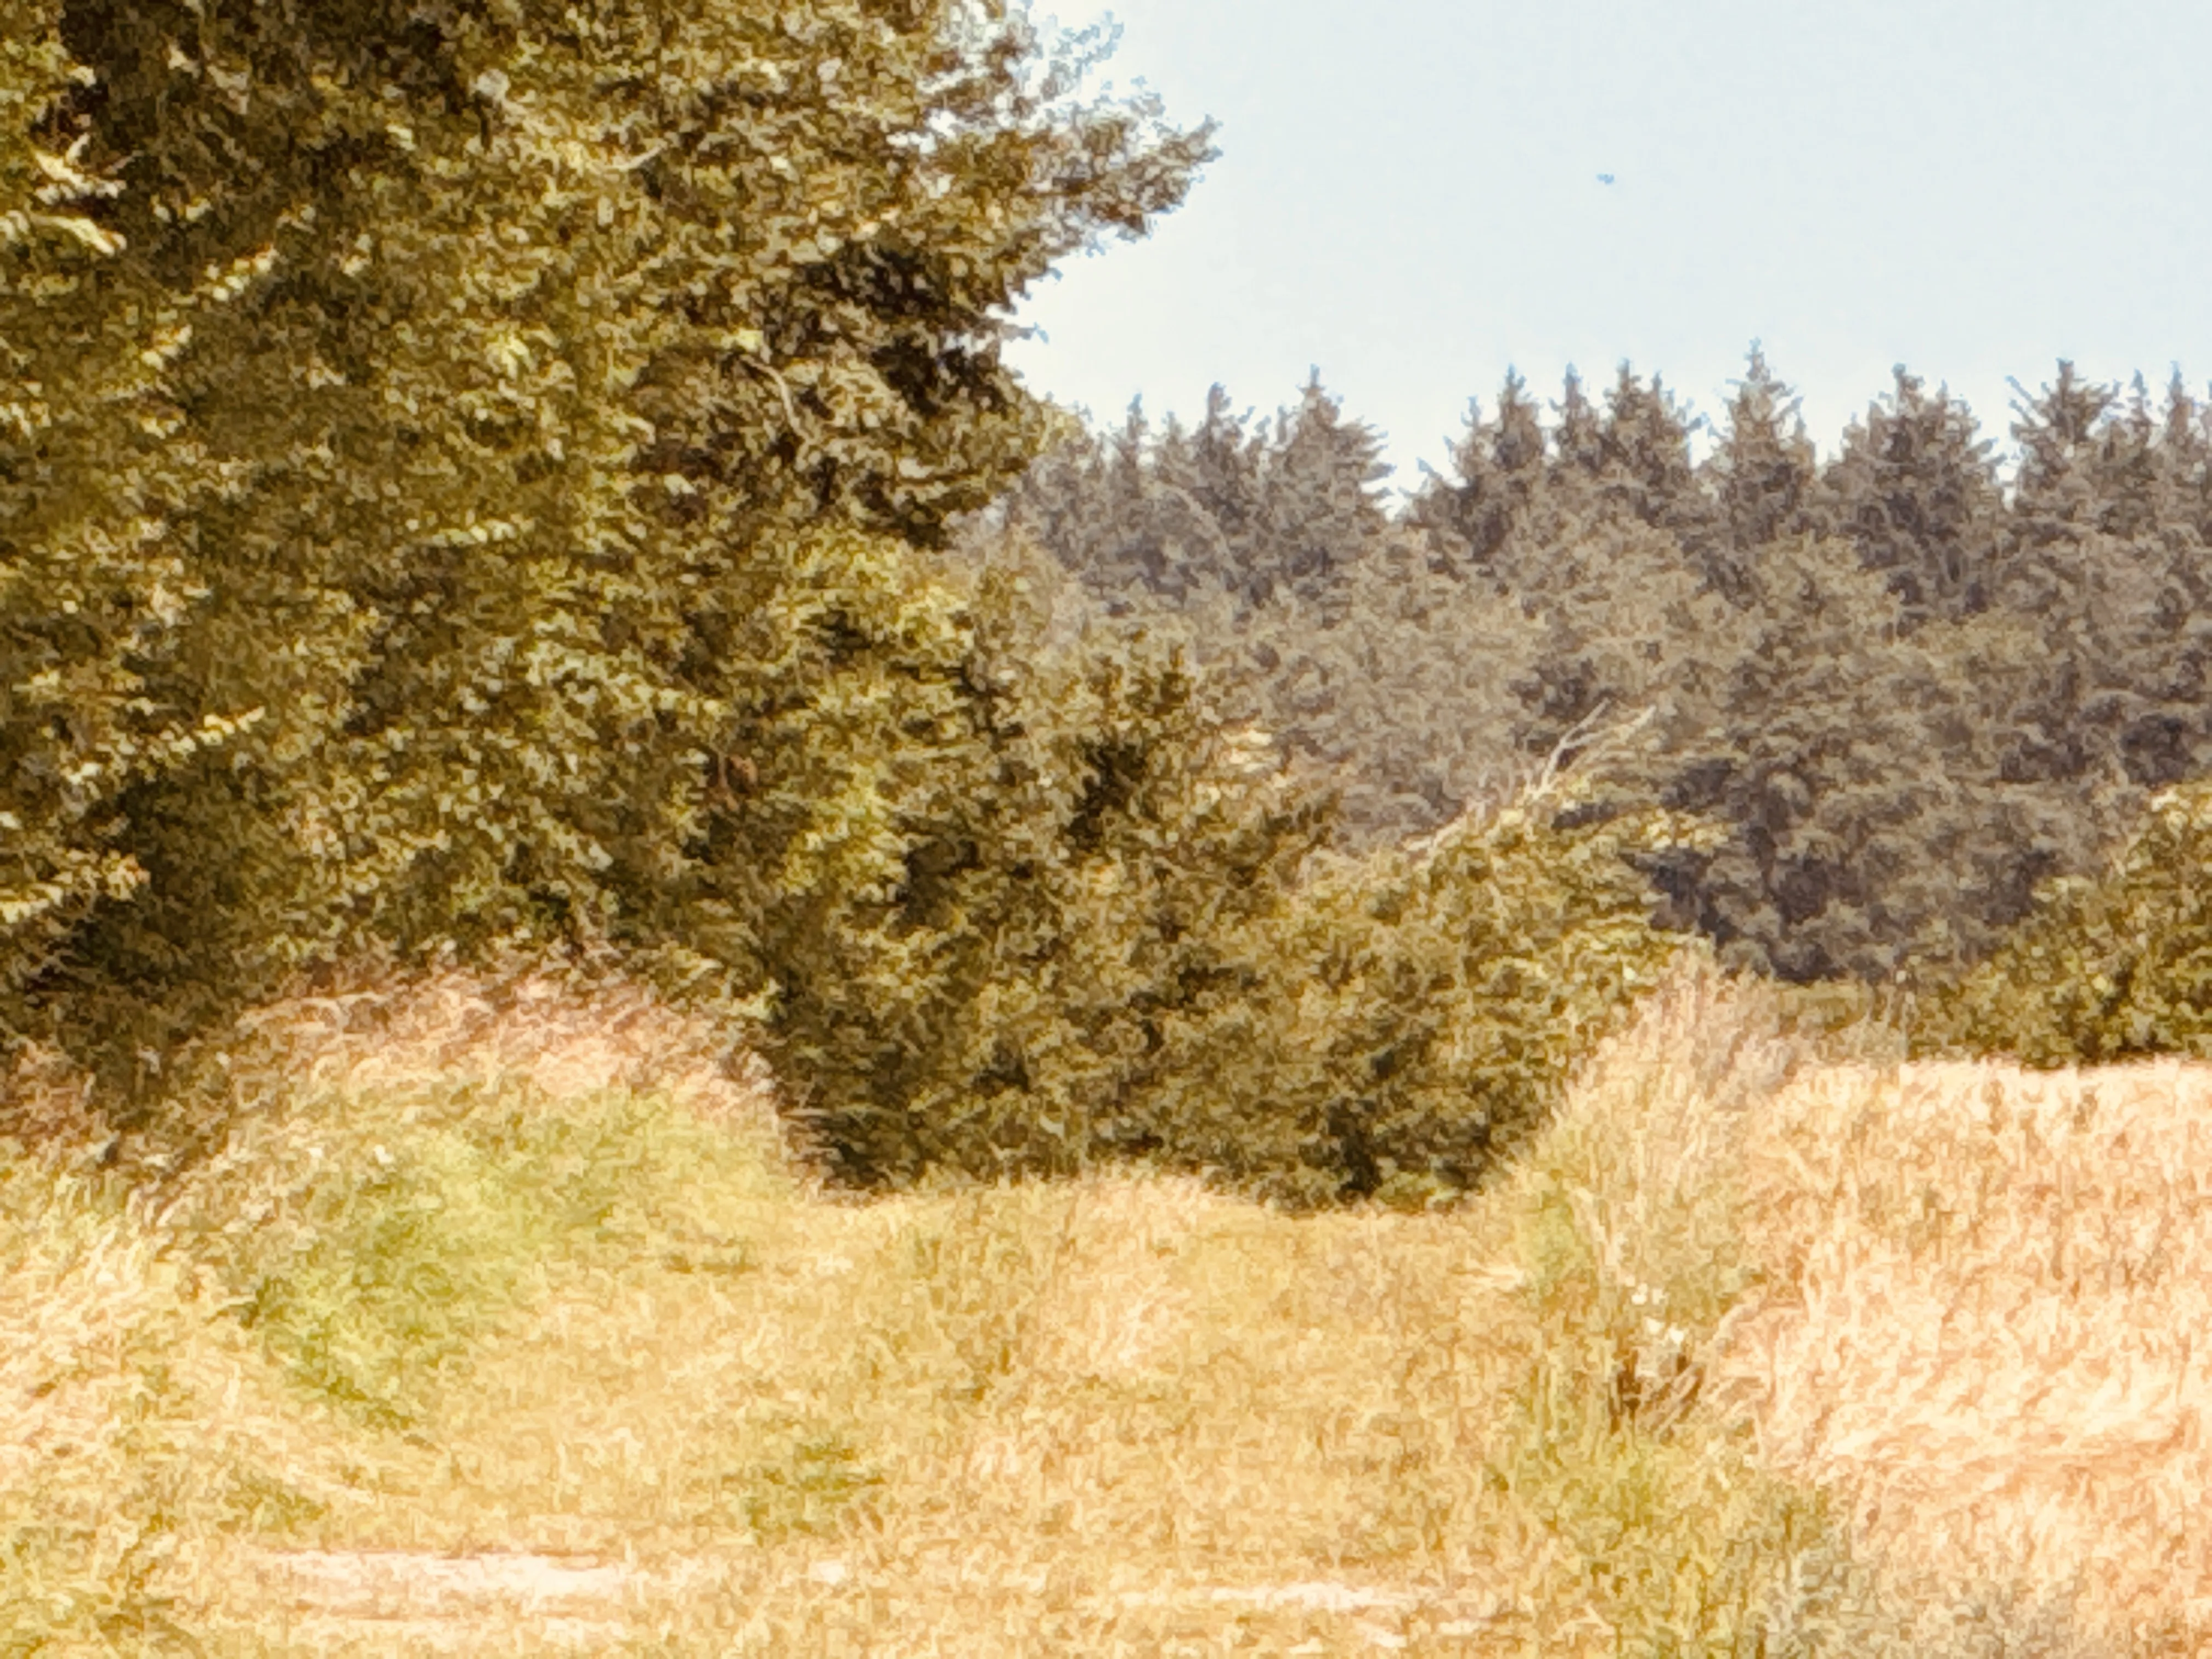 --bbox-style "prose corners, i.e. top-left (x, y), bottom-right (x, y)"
top-left (0, 932), bottom-right (2194, 1654)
